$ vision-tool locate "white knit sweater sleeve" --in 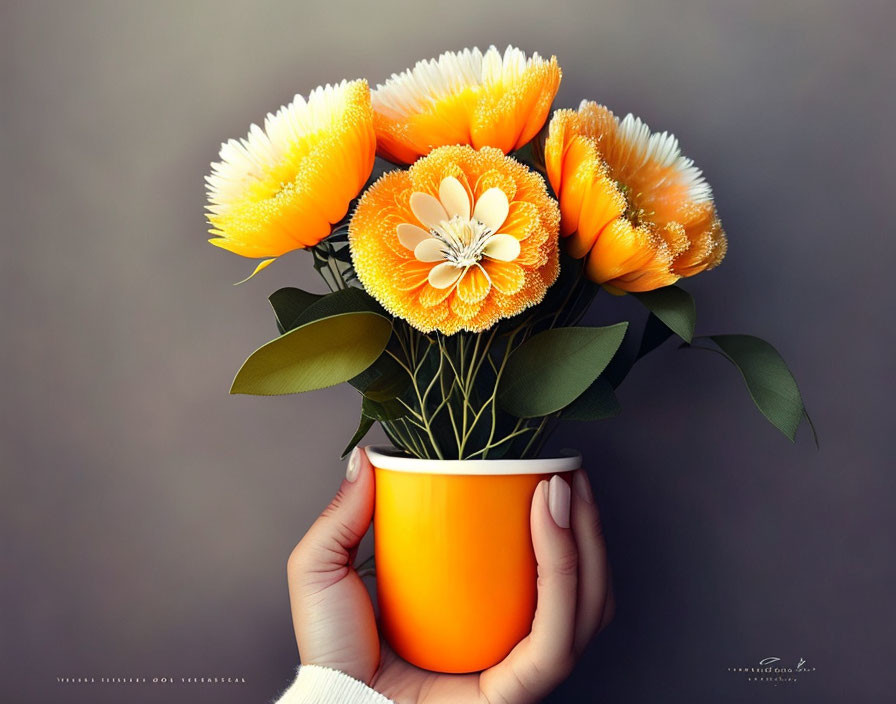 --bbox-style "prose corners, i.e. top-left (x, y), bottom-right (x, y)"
top-left (274, 664), bottom-right (394, 704)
